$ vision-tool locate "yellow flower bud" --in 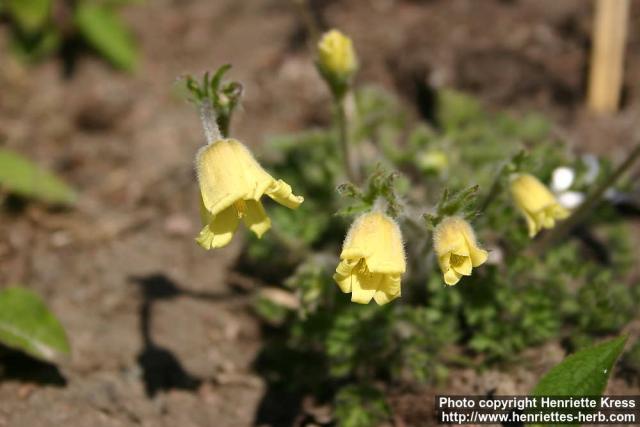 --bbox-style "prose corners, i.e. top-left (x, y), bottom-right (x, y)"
top-left (195, 138), bottom-right (304, 249)
top-left (510, 173), bottom-right (570, 237)
top-left (418, 149), bottom-right (448, 174)
top-left (333, 211), bottom-right (406, 305)
top-left (317, 29), bottom-right (358, 82)
top-left (433, 217), bottom-right (488, 286)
